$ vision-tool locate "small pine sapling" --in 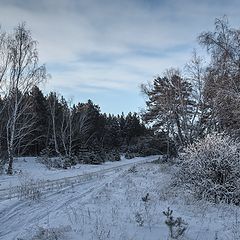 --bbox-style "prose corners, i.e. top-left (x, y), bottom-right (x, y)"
top-left (163, 207), bottom-right (187, 239)
top-left (142, 193), bottom-right (150, 203)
